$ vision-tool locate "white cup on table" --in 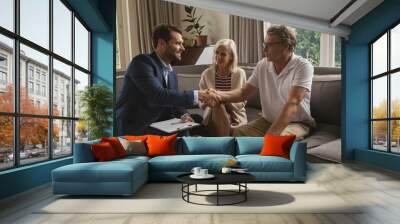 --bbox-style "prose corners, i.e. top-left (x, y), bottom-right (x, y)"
top-left (221, 167), bottom-right (232, 174)
top-left (199, 169), bottom-right (208, 176)
top-left (191, 167), bottom-right (202, 176)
